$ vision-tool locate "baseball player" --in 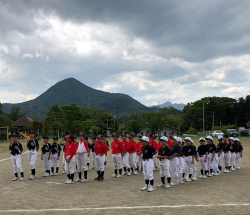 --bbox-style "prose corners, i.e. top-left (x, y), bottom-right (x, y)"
top-left (177, 137), bottom-right (185, 183)
top-left (190, 139), bottom-right (198, 181)
top-left (85, 136), bottom-right (91, 168)
top-left (205, 136), bottom-right (216, 177)
top-left (235, 138), bottom-right (243, 169)
top-left (140, 136), bottom-right (156, 192)
top-left (9, 133), bottom-right (25, 181)
top-left (90, 136), bottom-right (96, 169)
top-left (27, 131), bottom-right (39, 180)
top-left (214, 135), bottom-right (225, 175)
top-left (121, 134), bottom-right (131, 176)
top-left (64, 134), bottom-right (77, 184)
top-left (157, 136), bottom-right (171, 189)
top-left (147, 133), bottom-right (158, 170)
top-left (183, 137), bottom-right (196, 182)
top-left (223, 135), bottom-right (231, 173)
top-left (103, 134), bottom-right (109, 166)
top-left (74, 132), bottom-right (89, 183)
top-left (50, 137), bottom-right (61, 176)
top-left (169, 136), bottom-right (180, 186)
top-left (197, 137), bottom-right (208, 178)
top-left (94, 134), bottom-right (109, 181)
top-left (167, 131), bottom-right (174, 147)
top-left (59, 138), bottom-right (66, 174)
top-left (111, 133), bottom-right (123, 178)
top-left (128, 134), bottom-right (138, 175)
top-left (229, 137), bottom-right (236, 171)
top-left (41, 136), bottom-right (52, 177)
top-left (136, 135), bottom-right (143, 172)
